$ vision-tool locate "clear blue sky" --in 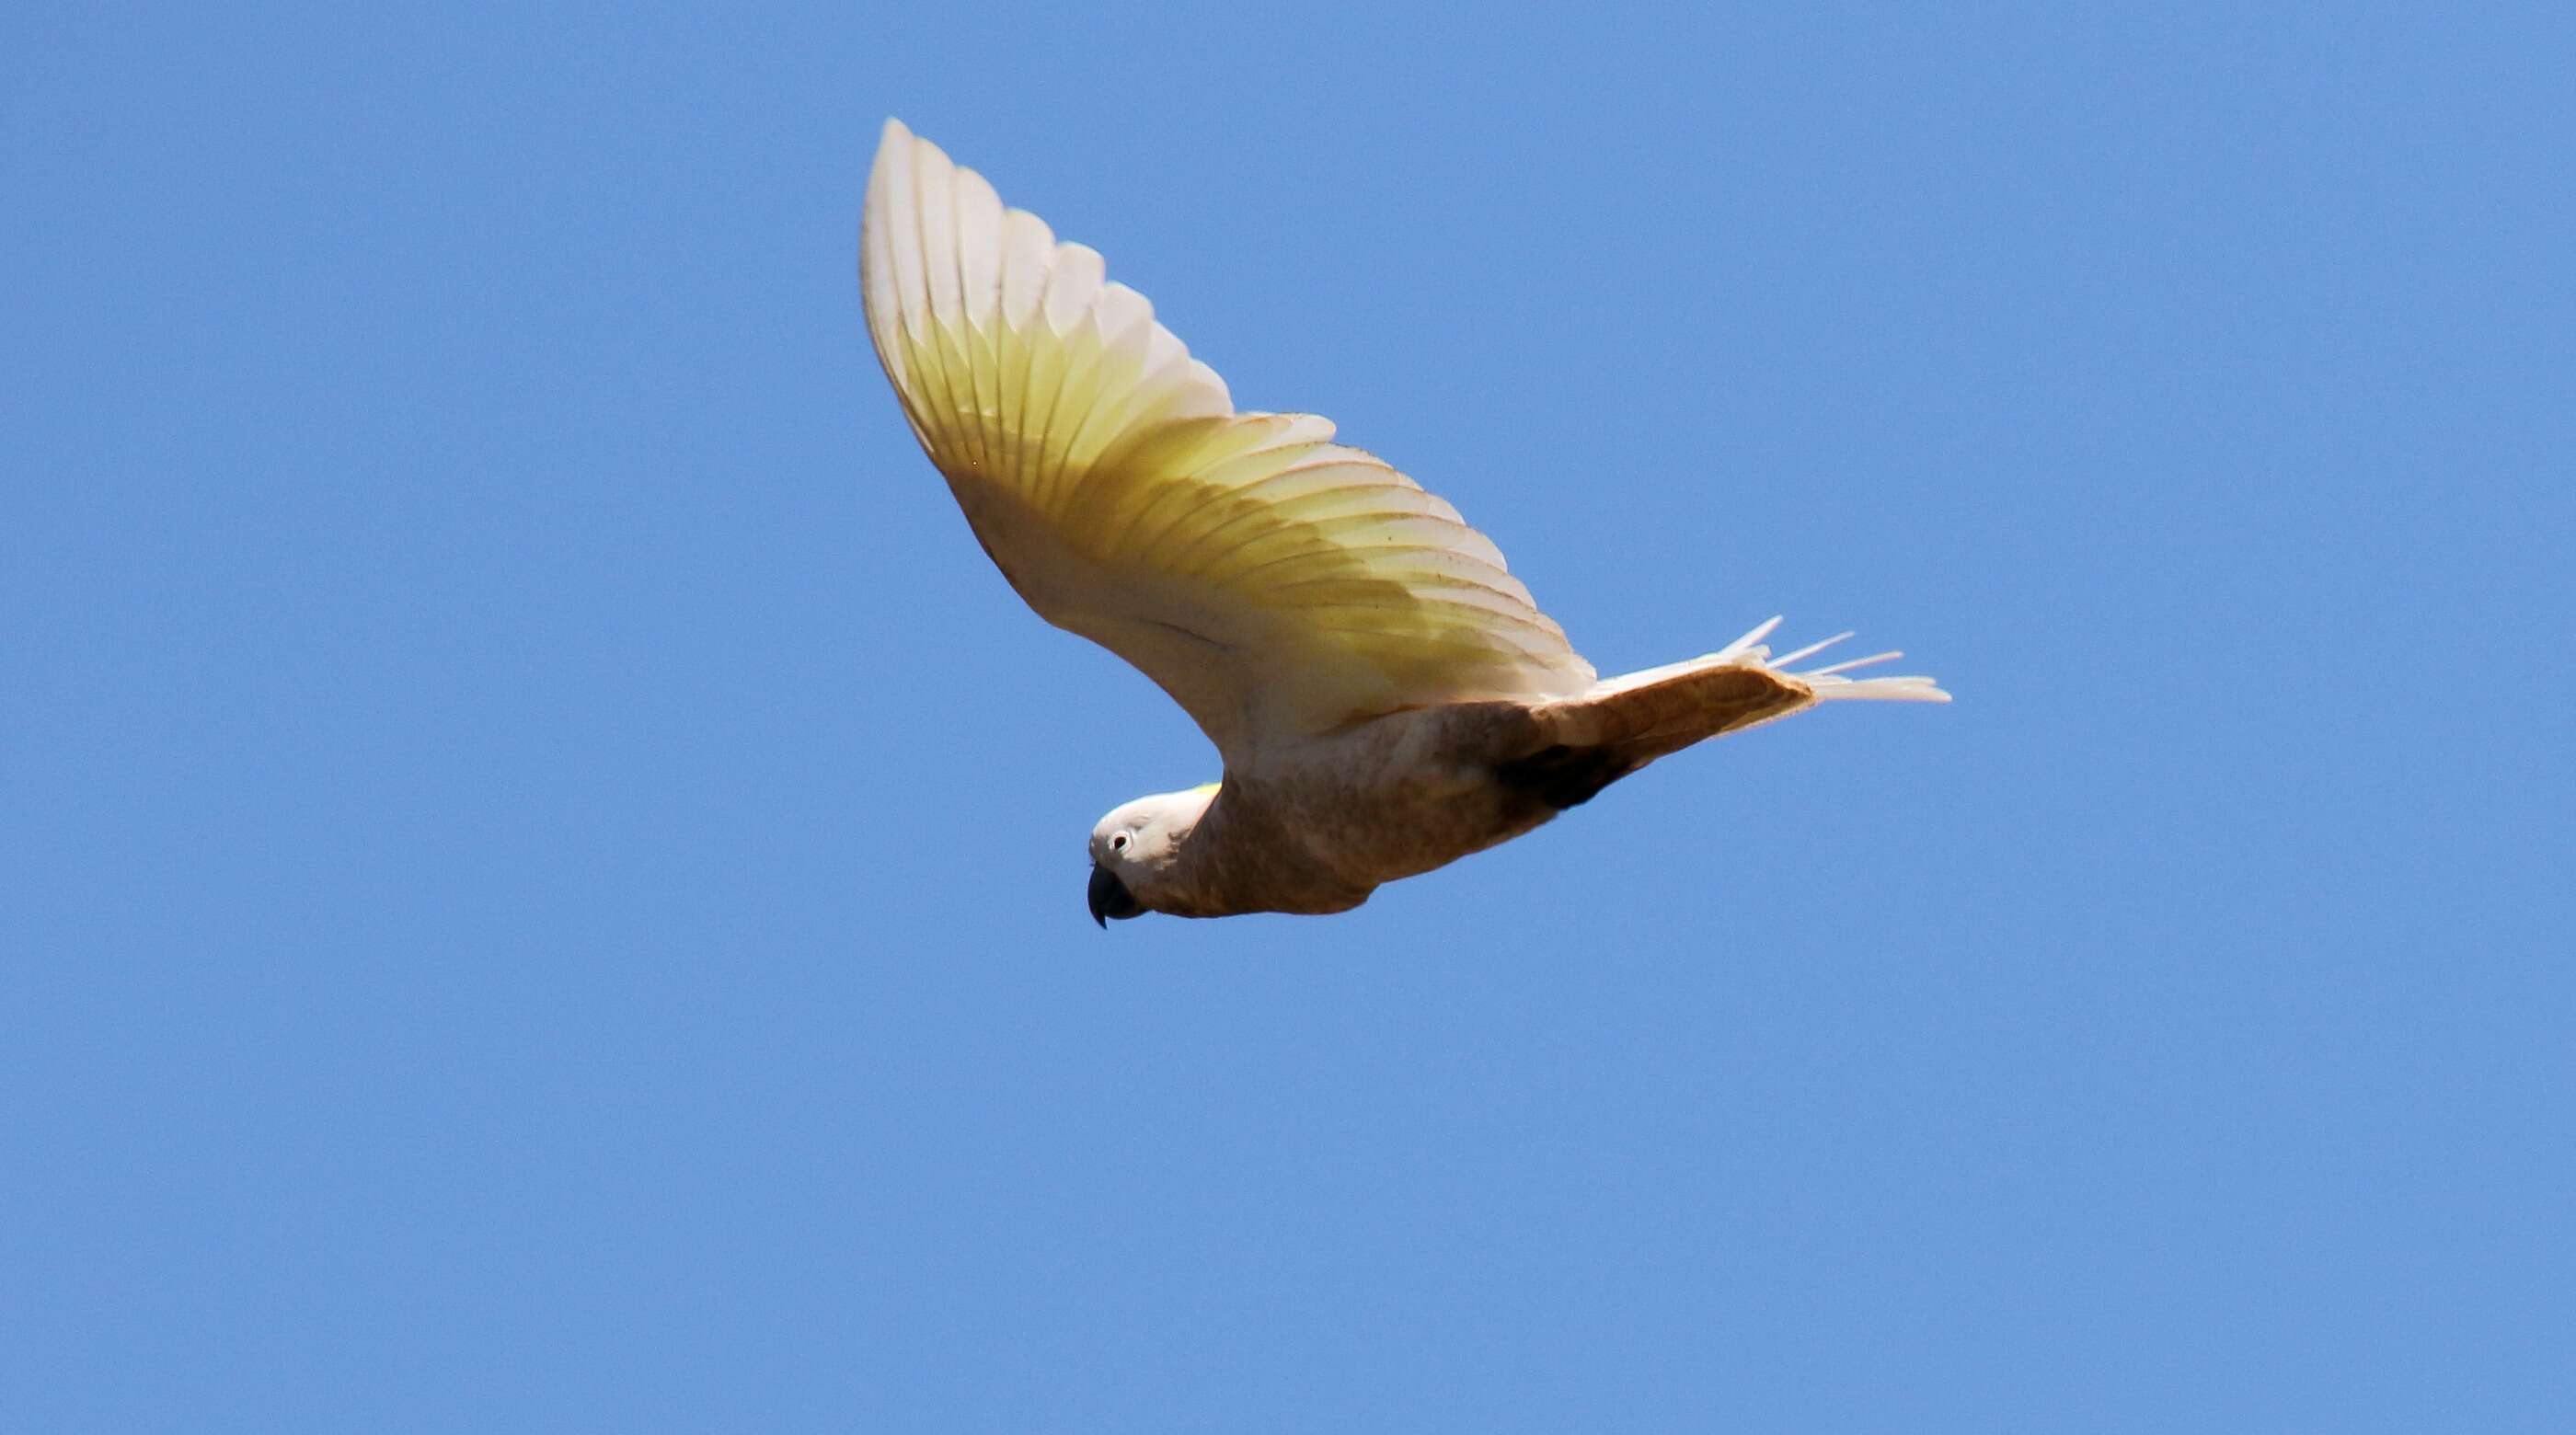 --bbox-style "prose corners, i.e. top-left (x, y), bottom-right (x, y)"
top-left (7, 3), bottom-right (2570, 1429)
